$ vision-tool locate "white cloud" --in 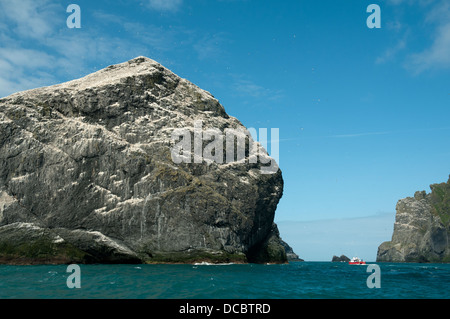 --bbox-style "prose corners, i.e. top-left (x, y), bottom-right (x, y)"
top-left (0, 48), bottom-right (55, 70)
top-left (193, 33), bottom-right (228, 60)
top-left (0, 3), bottom-right (153, 97)
top-left (0, 0), bottom-right (225, 97)
top-left (0, 62), bottom-right (56, 97)
top-left (424, 0), bottom-right (450, 23)
top-left (406, 22), bottom-right (450, 73)
top-left (387, 0), bottom-right (434, 5)
top-left (329, 127), bottom-right (450, 139)
top-left (0, 46), bottom-right (64, 97)
top-left (329, 131), bottom-right (390, 139)
top-left (380, 0), bottom-right (450, 73)
top-left (0, 1), bottom-right (64, 96)
top-left (231, 75), bottom-right (284, 101)
top-left (0, 0), bottom-right (62, 39)
top-left (233, 79), bottom-right (270, 98)
top-left (375, 38), bottom-right (407, 64)
top-left (385, 20), bottom-right (403, 32)
top-left (147, 0), bottom-right (183, 12)
top-left (388, 0), bottom-right (450, 73)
